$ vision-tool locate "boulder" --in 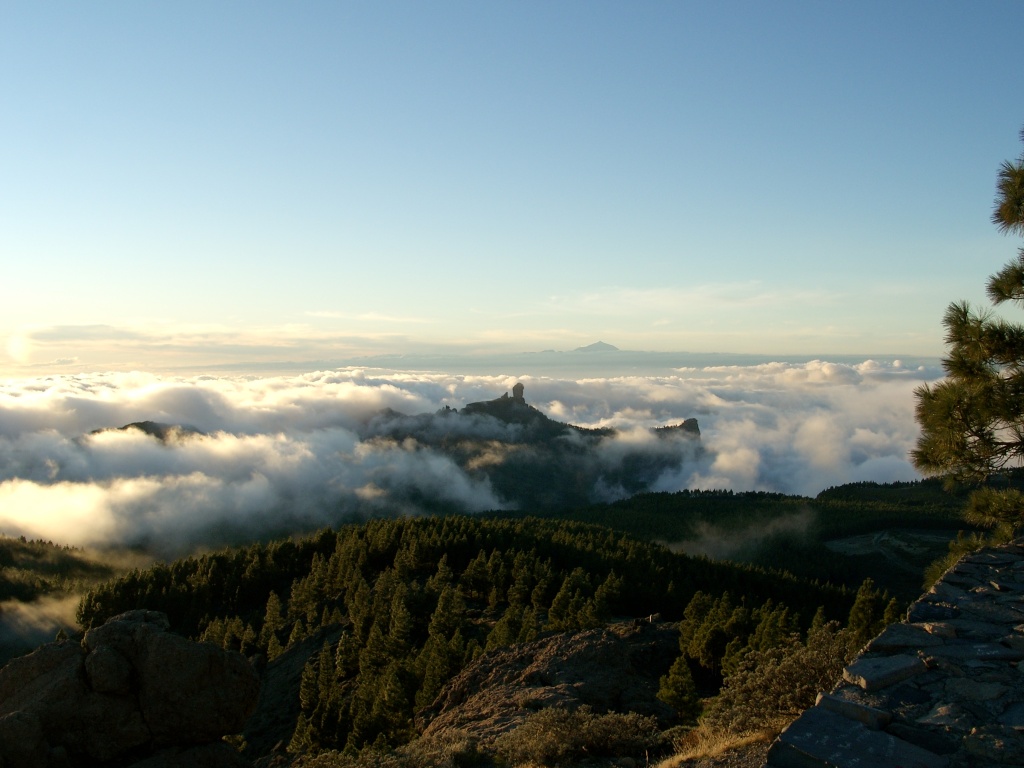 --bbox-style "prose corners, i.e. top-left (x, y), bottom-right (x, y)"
top-left (136, 627), bottom-right (259, 744)
top-left (0, 710), bottom-right (49, 767)
top-left (0, 609), bottom-right (259, 768)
